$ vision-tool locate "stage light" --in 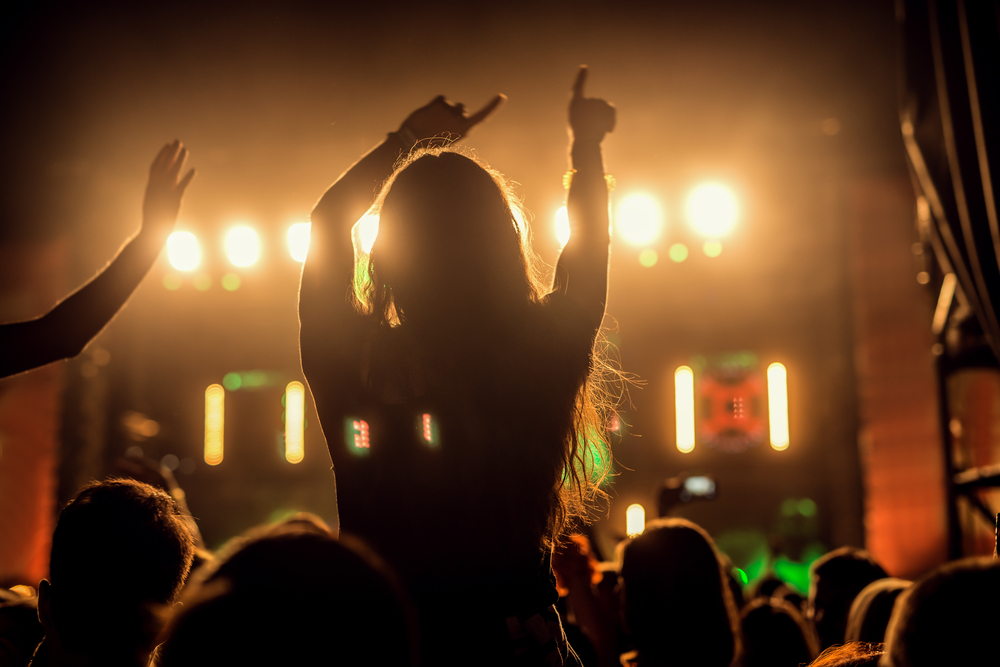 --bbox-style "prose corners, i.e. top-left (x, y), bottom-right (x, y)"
top-left (555, 206), bottom-right (571, 247)
top-left (204, 384), bottom-right (225, 465)
top-left (226, 226), bottom-right (259, 267)
top-left (686, 183), bottom-right (738, 237)
top-left (669, 243), bottom-right (689, 262)
top-left (288, 222), bottom-right (311, 262)
top-left (356, 214), bottom-right (379, 254)
top-left (616, 194), bottom-right (663, 246)
top-left (284, 381), bottom-right (305, 464)
top-left (639, 249), bottom-right (658, 267)
top-left (353, 419), bottom-right (370, 449)
top-left (767, 363), bottom-right (789, 450)
top-left (162, 274), bottom-right (182, 290)
top-left (626, 503), bottom-right (646, 537)
top-left (703, 240), bottom-right (722, 257)
top-left (675, 366), bottom-right (695, 453)
top-left (167, 232), bottom-right (200, 271)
